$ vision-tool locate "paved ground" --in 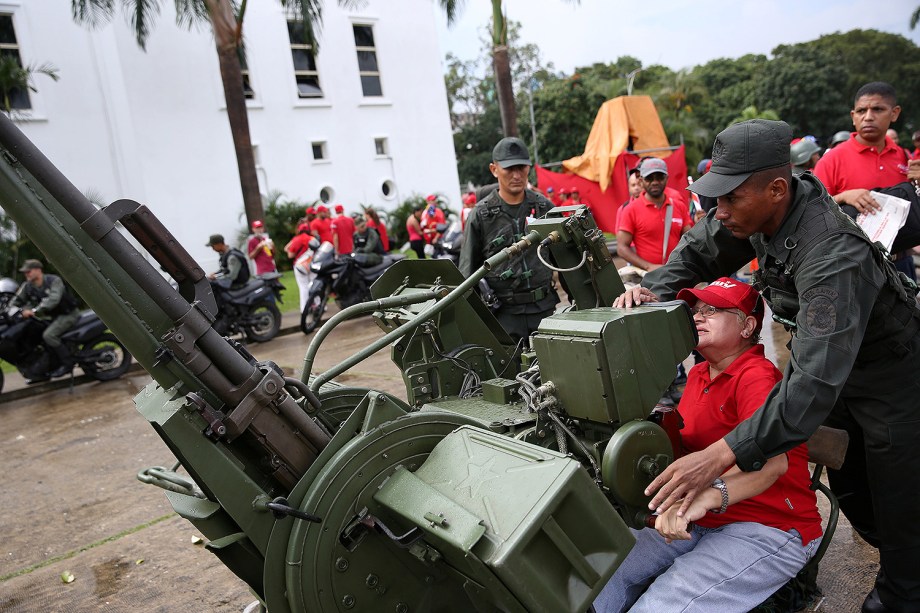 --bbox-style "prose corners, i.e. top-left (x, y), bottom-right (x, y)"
top-left (0, 309), bottom-right (877, 612)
